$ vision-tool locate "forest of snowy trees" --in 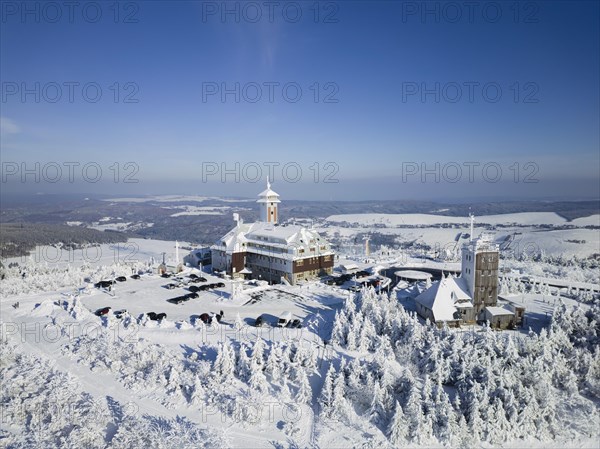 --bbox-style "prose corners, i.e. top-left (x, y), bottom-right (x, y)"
top-left (326, 288), bottom-right (600, 445)
top-left (0, 342), bottom-right (229, 448)
top-left (2, 287), bottom-right (598, 447)
top-left (0, 260), bottom-right (152, 298)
